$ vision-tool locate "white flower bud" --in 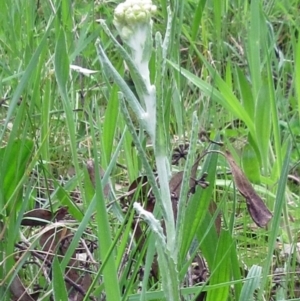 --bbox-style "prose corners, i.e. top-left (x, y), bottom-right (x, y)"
top-left (114, 0), bottom-right (156, 29)
top-left (135, 12), bottom-right (147, 22)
